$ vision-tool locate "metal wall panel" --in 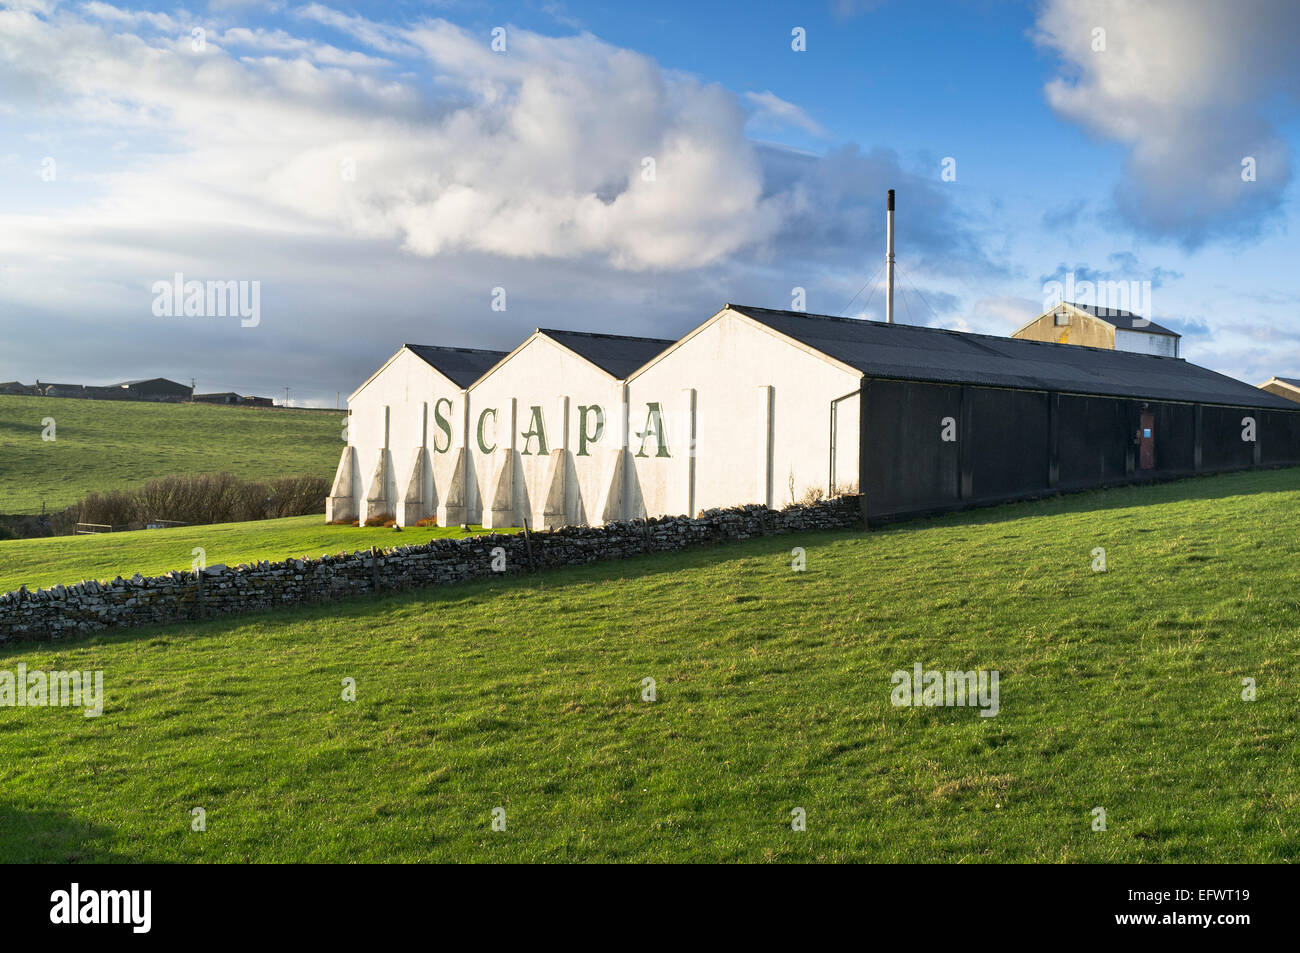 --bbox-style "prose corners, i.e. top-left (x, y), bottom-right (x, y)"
top-left (1056, 395), bottom-right (1129, 487)
top-left (861, 380), bottom-right (961, 517)
top-left (1200, 405), bottom-right (1256, 471)
top-left (859, 378), bottom-right (1300, 522)
top-left (967, 387), bottom-right (1050, 500)
top-left (1262, 410), bottom-right (1300, 465)
top-left (1148, 401), bottom-right (1197, 474)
